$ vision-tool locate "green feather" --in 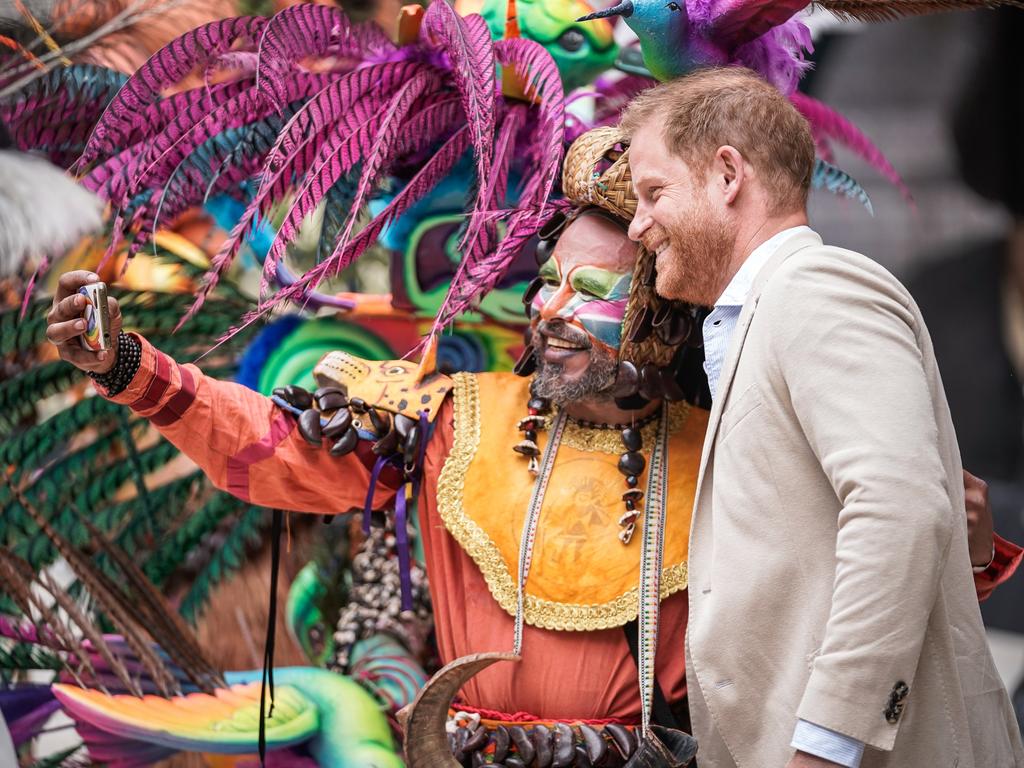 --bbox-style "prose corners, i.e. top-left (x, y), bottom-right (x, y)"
top-left (179, 505), bottom-right (268, 623)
